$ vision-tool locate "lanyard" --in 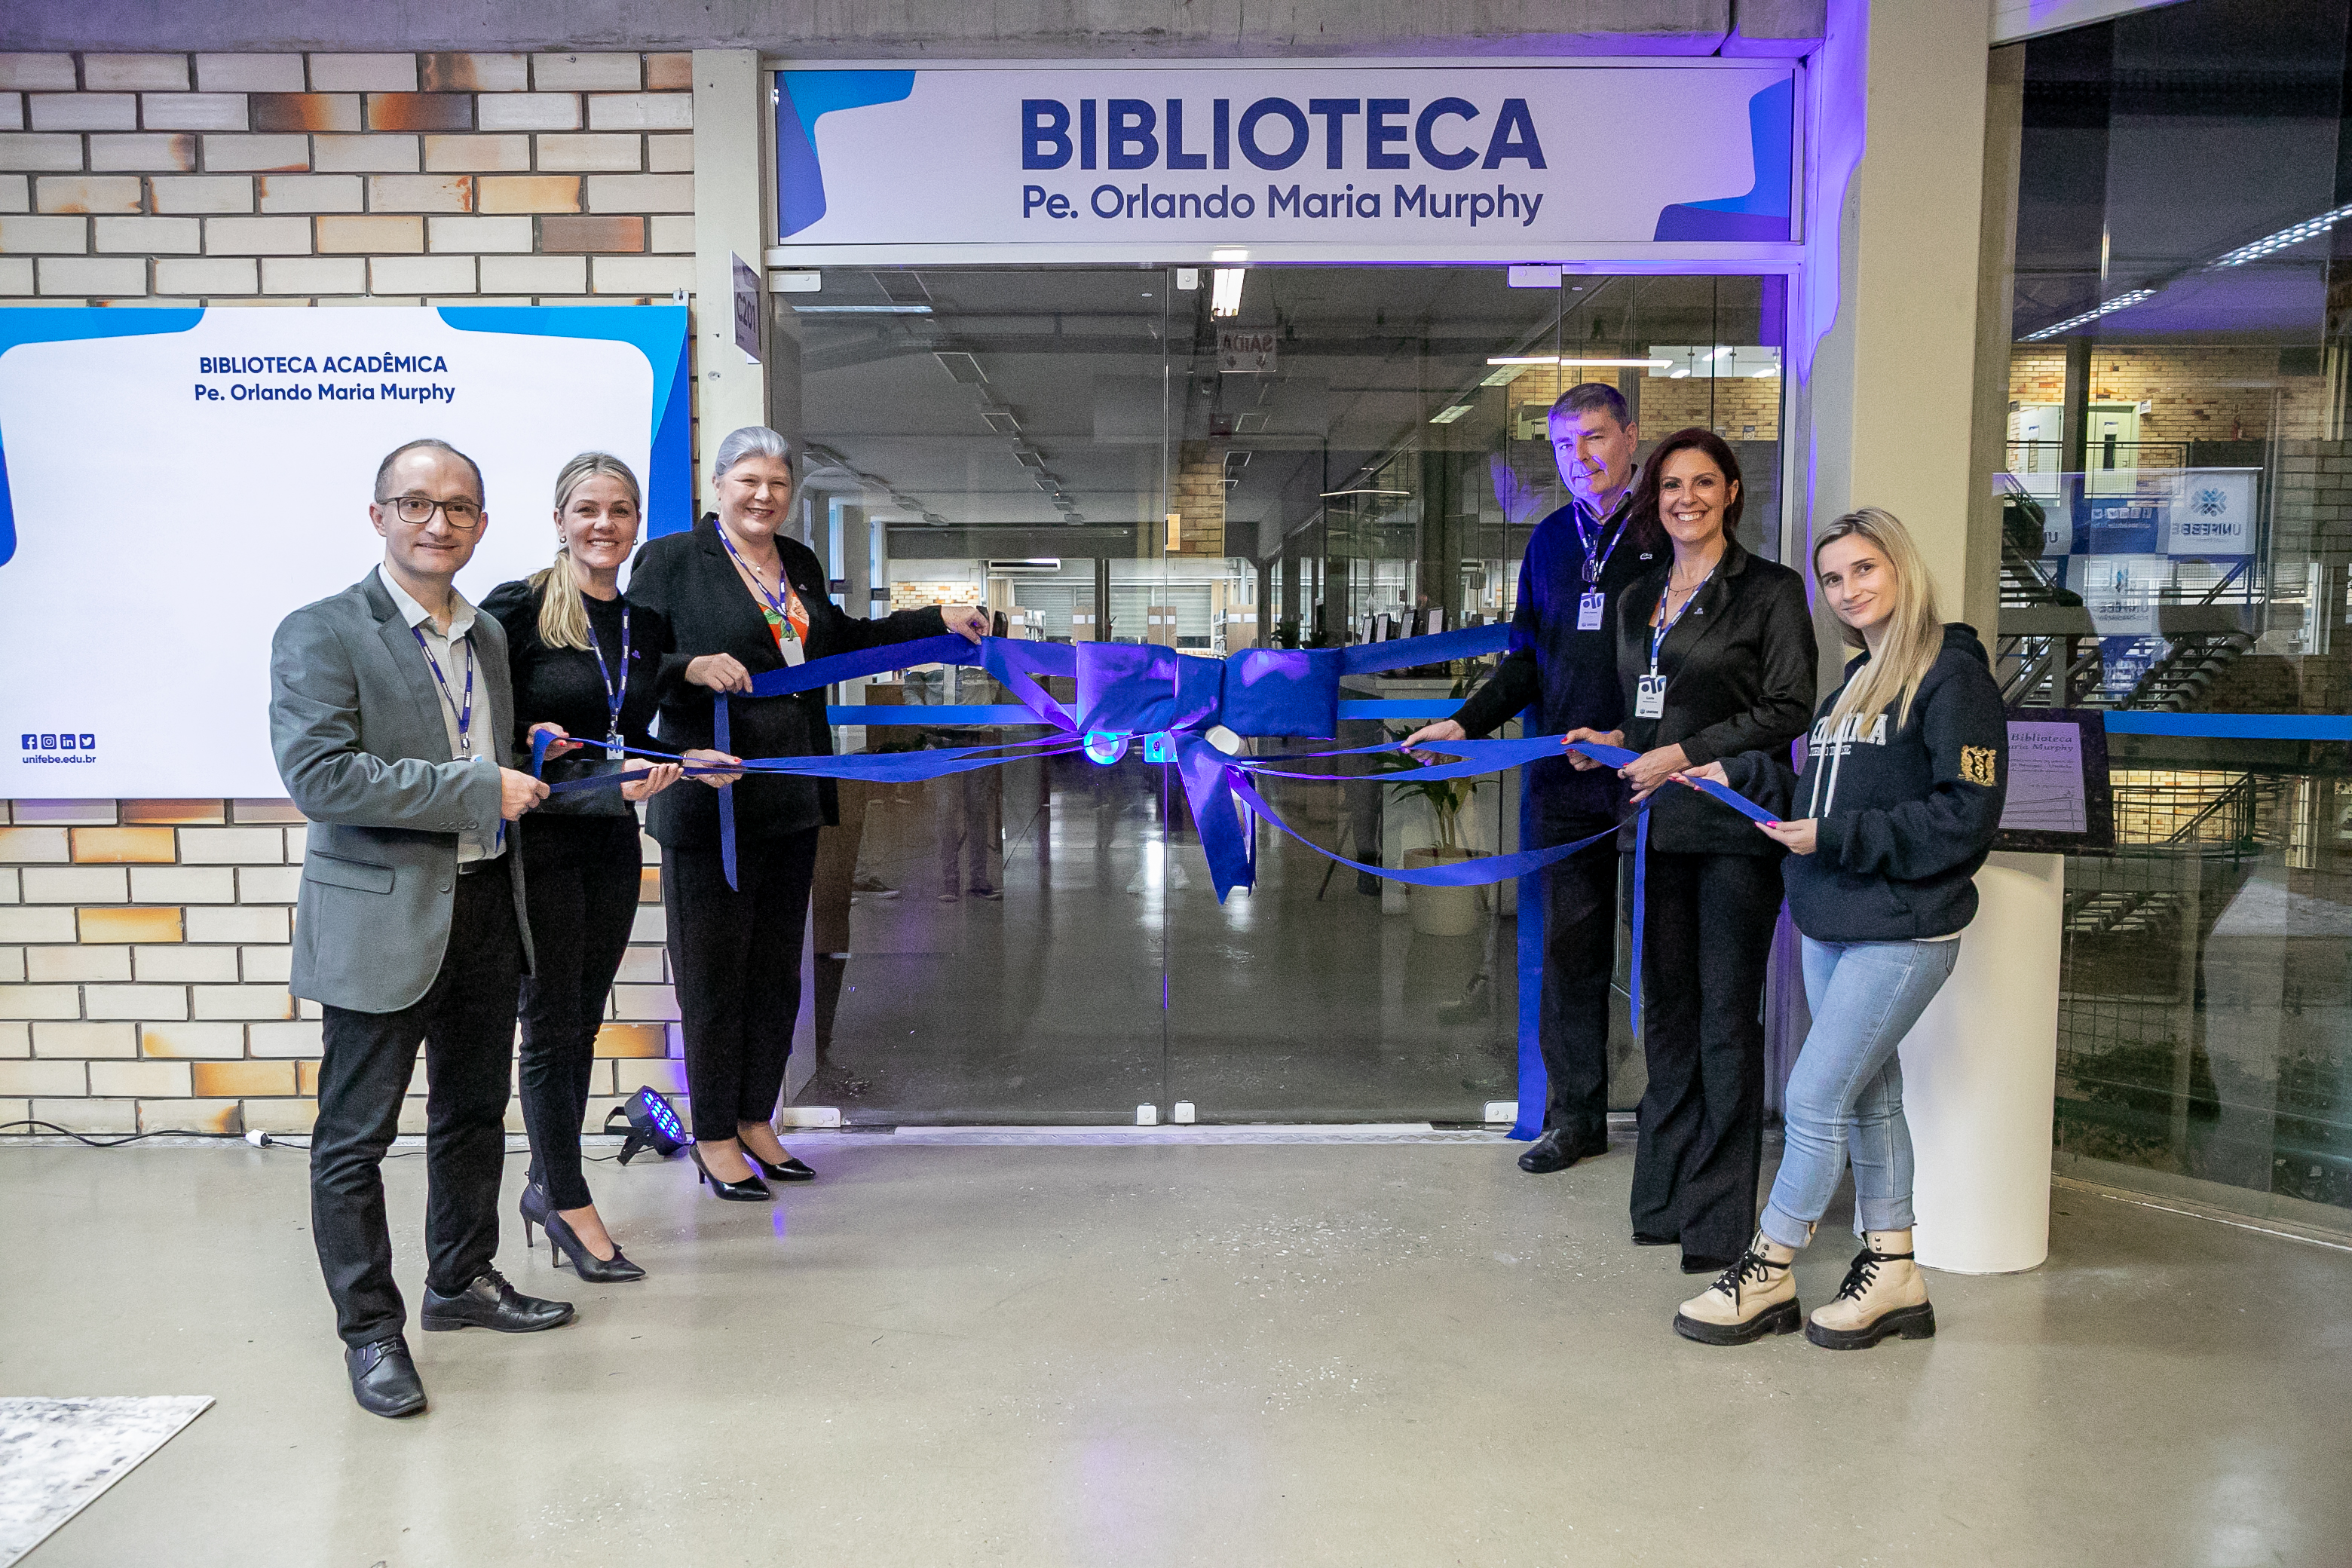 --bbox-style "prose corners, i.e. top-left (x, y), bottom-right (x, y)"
top-left (1573, 490), bottom-right (1634, 586)
top-left (409, 624), bottom-right (476, 755)
top-left (584, 603), bottom-right (631, 744)
top-left (1649, 566), bottom-right (1716, 674)
top-left (718, 526), bottom-right (799, 642)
